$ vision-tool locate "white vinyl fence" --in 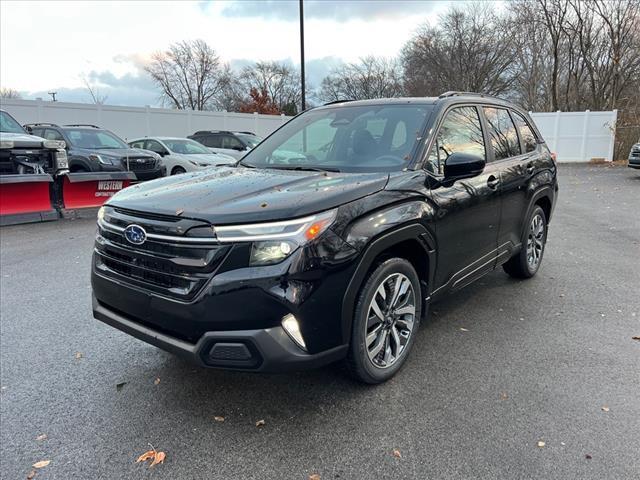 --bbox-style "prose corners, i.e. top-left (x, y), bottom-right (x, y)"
top-left (0, 98), bottom-right (617, 162)
top-left (530, 110), bottom-right (617, 163)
